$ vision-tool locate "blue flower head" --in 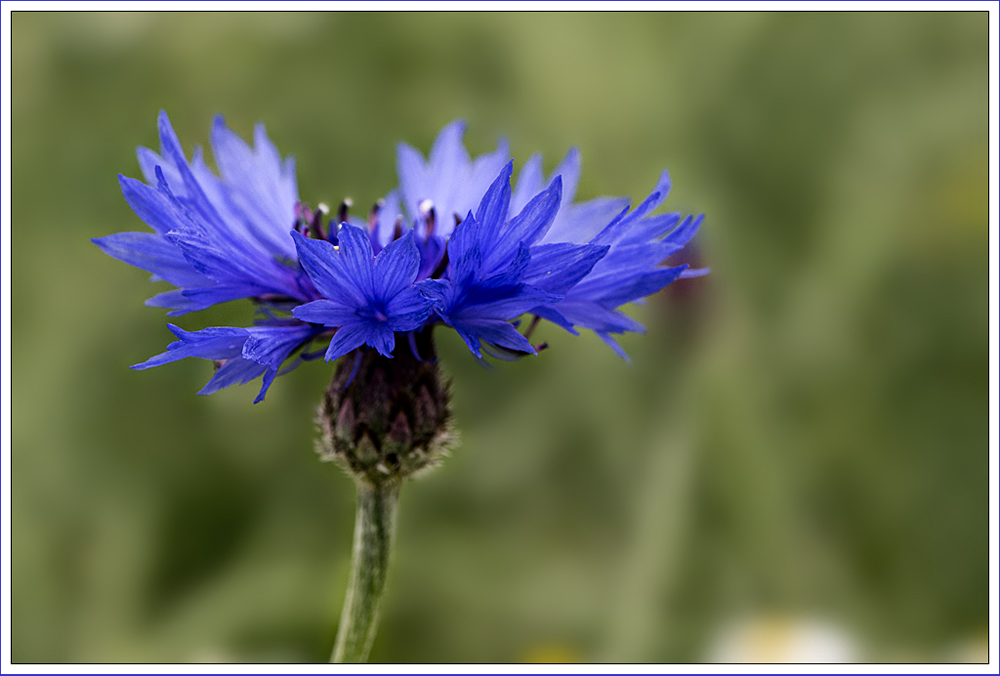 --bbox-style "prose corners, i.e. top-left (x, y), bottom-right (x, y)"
top-left (383, 122), bottom-right (707, 362)
top-left (94, 111), bottom-right (318, 314)
top-left (96, 114), bottom-right (705, 402)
